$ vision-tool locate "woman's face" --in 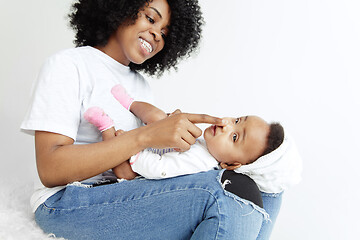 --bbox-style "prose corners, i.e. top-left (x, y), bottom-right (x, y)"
top-left (100, 0), bottom-right (171, 65)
